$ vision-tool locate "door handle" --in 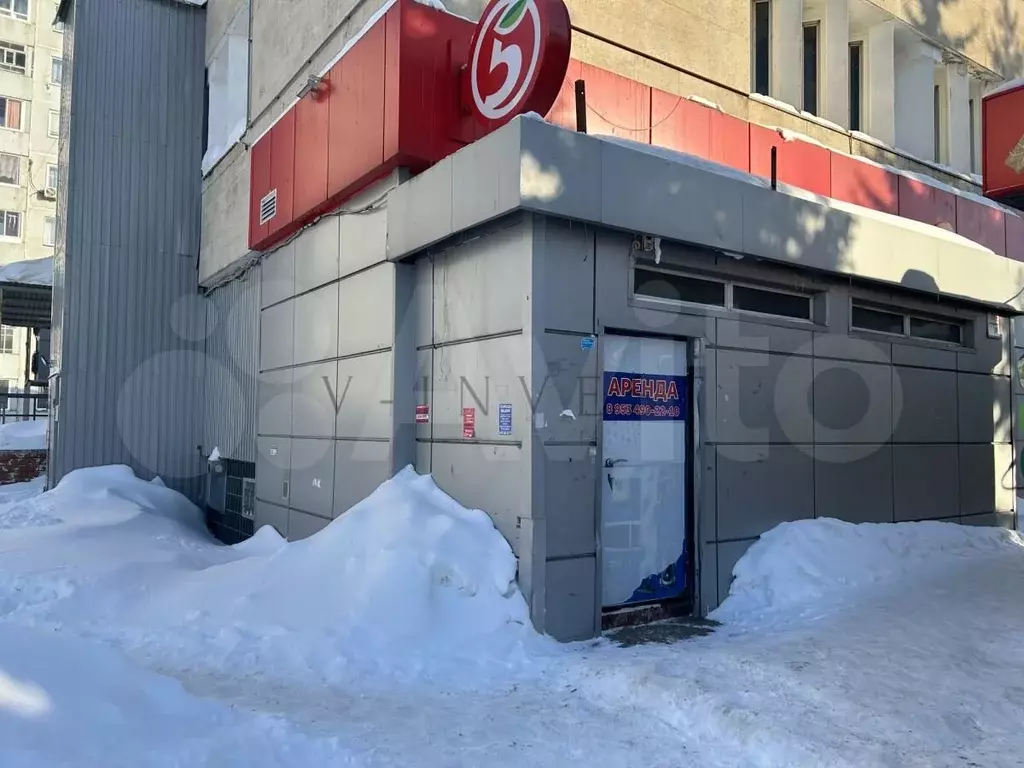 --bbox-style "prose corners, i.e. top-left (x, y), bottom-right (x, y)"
top-left (604, 458), bottom-right (627, 468)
